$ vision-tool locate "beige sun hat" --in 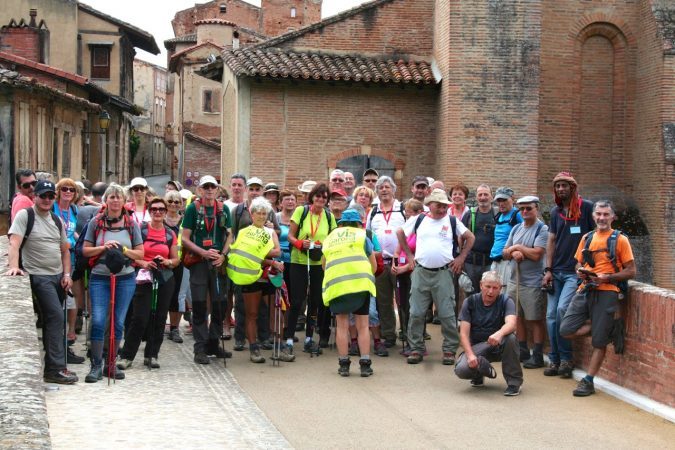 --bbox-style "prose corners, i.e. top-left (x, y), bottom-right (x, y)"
top-left (298, 180), bottom-right (317, 193)
top-left (424, 188), bottom-right (451, 206)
